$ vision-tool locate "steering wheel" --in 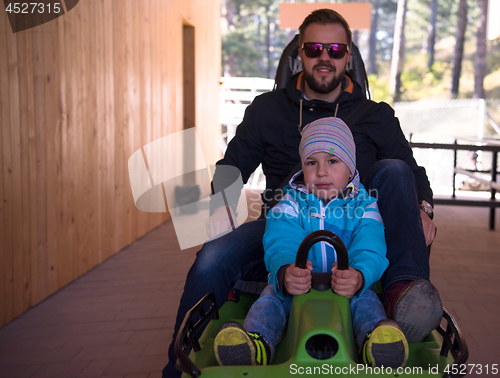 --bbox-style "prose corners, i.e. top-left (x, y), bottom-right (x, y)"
top-left (295, 230), bottom-right (349, 292)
